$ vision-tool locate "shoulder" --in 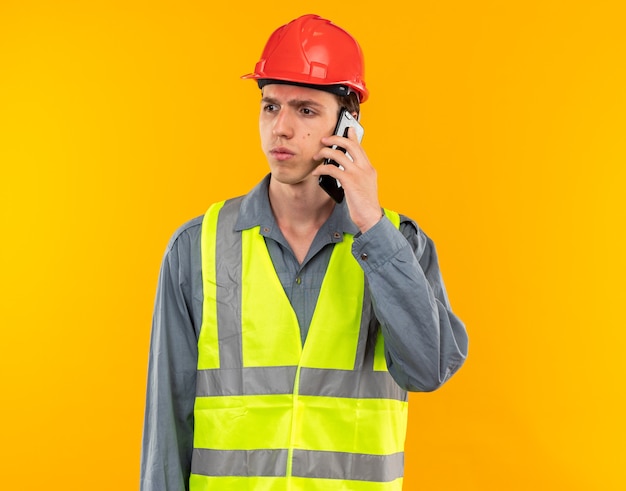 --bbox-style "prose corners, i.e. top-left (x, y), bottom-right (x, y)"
top-left (397, 213), bottom-right (432, 258)
top-left (398, 213), bottom-right (419, 235)
top-left (164, 215), bottom-right (204, 254)
top-left (163, 192), bottom-right (250, 256)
